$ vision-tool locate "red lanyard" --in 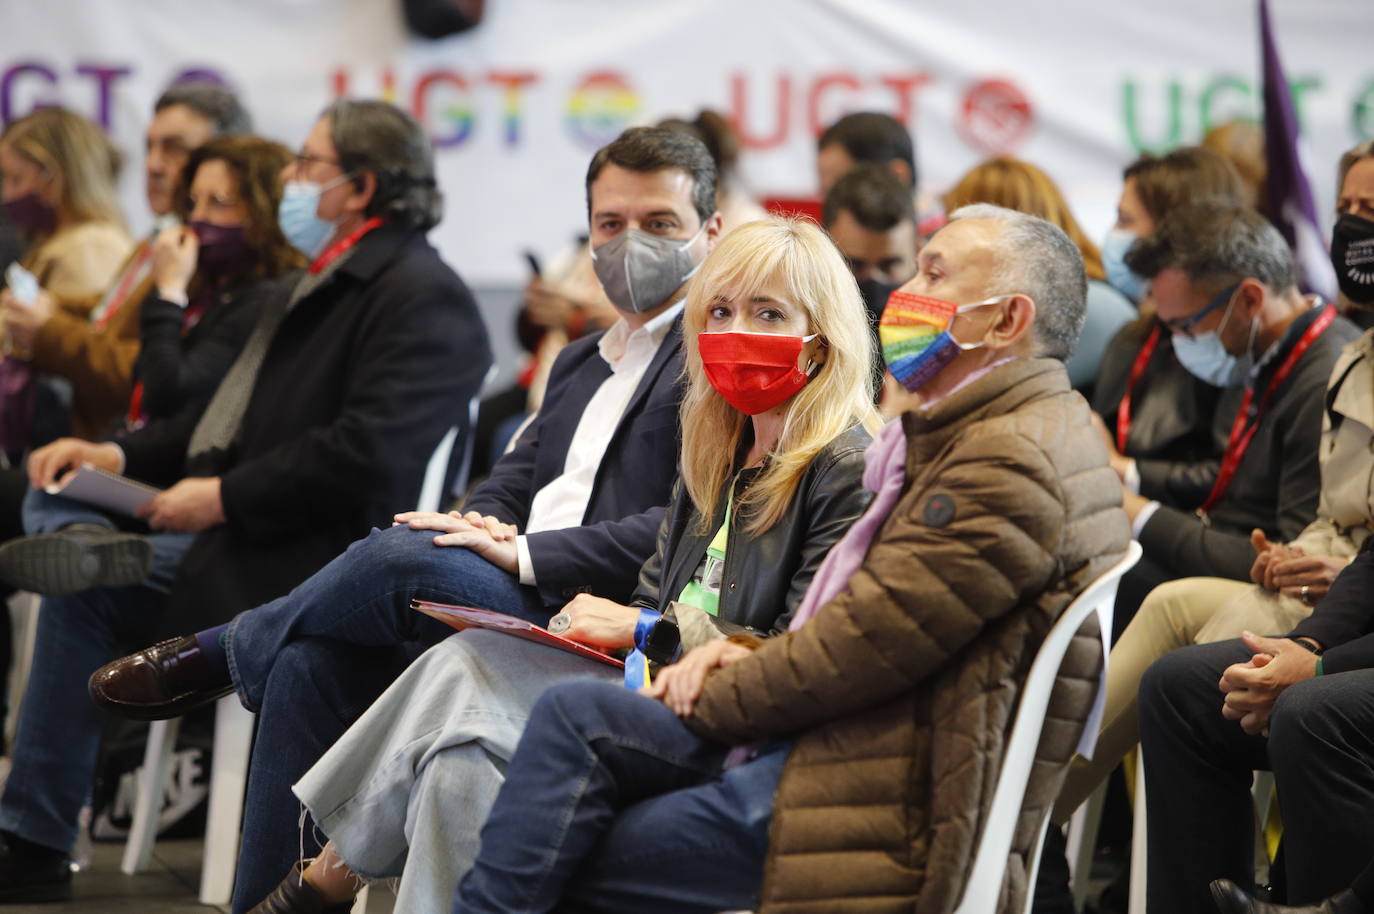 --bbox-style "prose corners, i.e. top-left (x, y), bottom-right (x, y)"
top-left (1115, 322), bottom-right (1162, 453)
top-left (309, 216), bottom-right (383, 275)
top-left (1198, 305), bottom-right (1337, 516)
top-left (94, 244), bottom-right (154, 330)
